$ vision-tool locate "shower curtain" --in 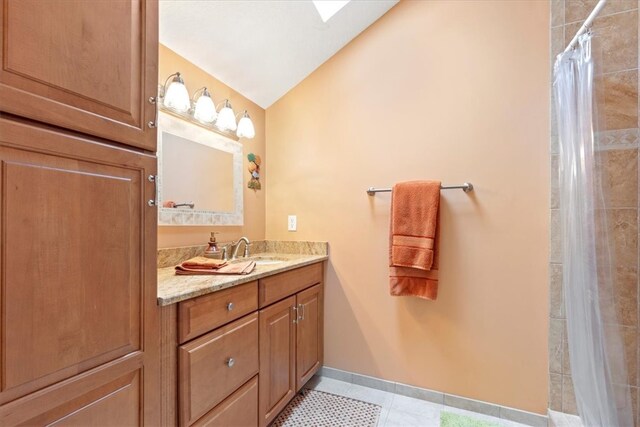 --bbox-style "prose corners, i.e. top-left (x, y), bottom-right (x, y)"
top-left (554, 33), bottom-right (633, 426)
